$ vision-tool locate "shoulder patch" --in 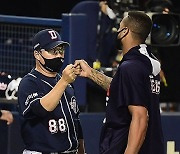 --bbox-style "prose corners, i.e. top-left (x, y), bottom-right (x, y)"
top-left (25, 92), bottom-right (38, 105)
